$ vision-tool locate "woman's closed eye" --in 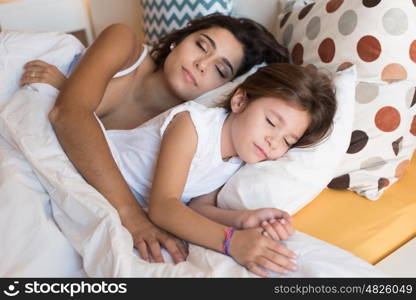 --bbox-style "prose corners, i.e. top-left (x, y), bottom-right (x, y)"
top-left (215, 65), bottom-right (226, 78)
top-left (196, 41), bottom-right (207, 53)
